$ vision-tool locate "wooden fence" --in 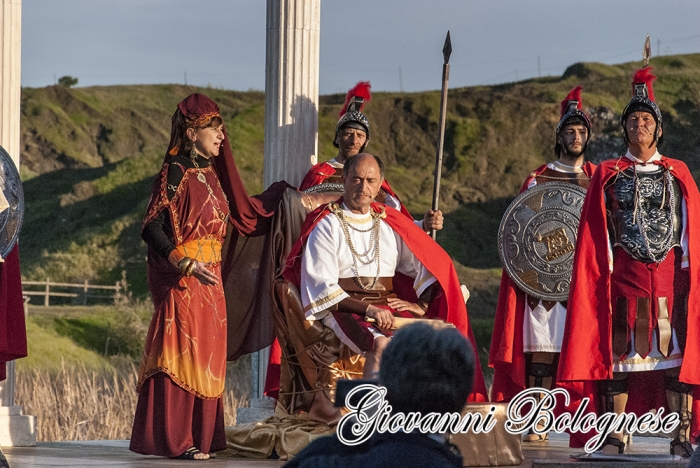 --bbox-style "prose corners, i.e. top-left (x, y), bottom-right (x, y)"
top-left (23, 275), bottom-right (126, 306)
